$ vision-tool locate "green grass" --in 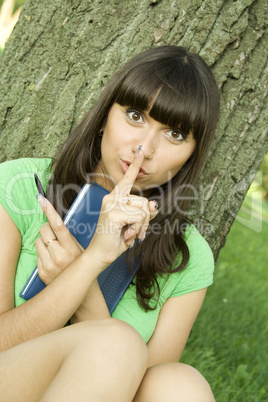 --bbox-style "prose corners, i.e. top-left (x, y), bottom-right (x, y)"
top-left (181, 202), bottom-right (268, 401)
